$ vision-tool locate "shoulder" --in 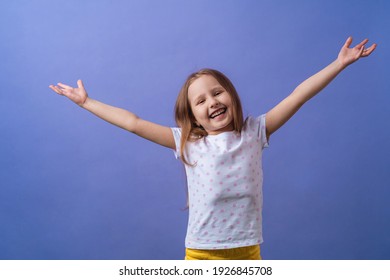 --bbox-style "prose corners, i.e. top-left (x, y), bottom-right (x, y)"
top-left (243, 115), bottom-right (266, 132)
top-left (171, 127), bottom-right (181, 138)
top-left (242, 115), bottom-right (268, 148)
